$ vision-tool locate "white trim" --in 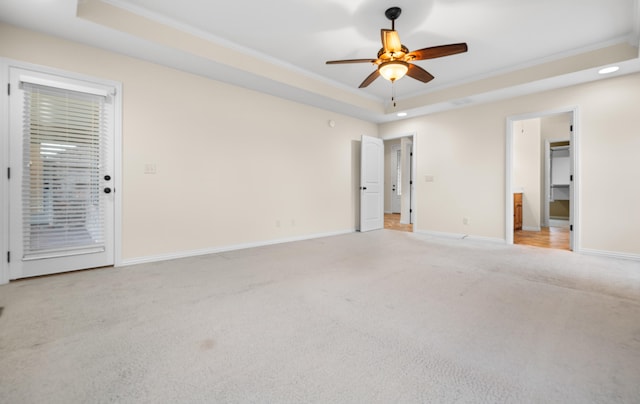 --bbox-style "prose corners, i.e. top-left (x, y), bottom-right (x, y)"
top-left (414, 229), bottom-right (639, 261)
top-left (579, 248), bottom-right (640, 262)
top-left (18, 75), bottom-right (112, 97)
top-left (505, 118), bottom-right (515, 245)
top-left (380, 131), bottom-right (416, 141)
top-left (0, 59), bottom-right (9, 284)
top-left (112, 78), bottom-right (123, 269)
top-left (120, 229), bottom-right (355, 266)
top-left (404, 36), bottom-right (636, 97)
top-left (522, 226), bottom-right (542, 232)
top-left (100, 0), bottom-right (378, 103)
top-left (411, 135), bottom-right (417, 230)
top-left (415, 230), bottom-right (505, 244)
top-left (570, 111), bottom-right (581, 252)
